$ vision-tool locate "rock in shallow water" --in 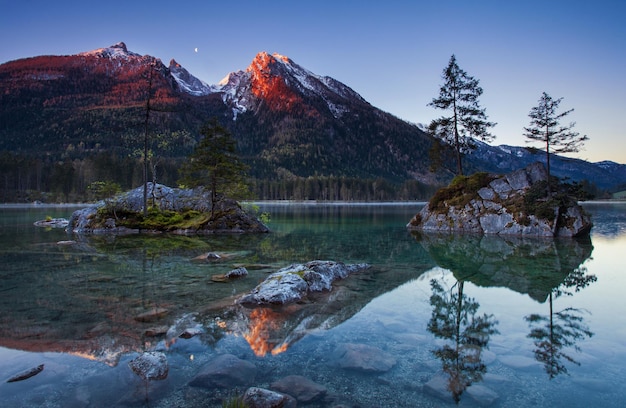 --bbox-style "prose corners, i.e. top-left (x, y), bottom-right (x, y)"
top-left (189, 354), bottom-right (257, 389)
top-left (243, 387), bottom-right (297, 408)
top-left (128, 352), bottom-right (168, 380)
top-left (331, 343), bottom-right (397, 373)
top-left (6, 364), bottom-right (44, 383)
top-left (407, 162), bottom-right (592, 237)
top-left (238, 261), bottom-right (370, 306)
top-left (270, 375), bottom-right (327, 403)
